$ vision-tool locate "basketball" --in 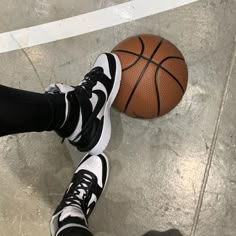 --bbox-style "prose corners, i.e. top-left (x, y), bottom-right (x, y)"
top-left (112, 34), bottom-right (188, 119)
